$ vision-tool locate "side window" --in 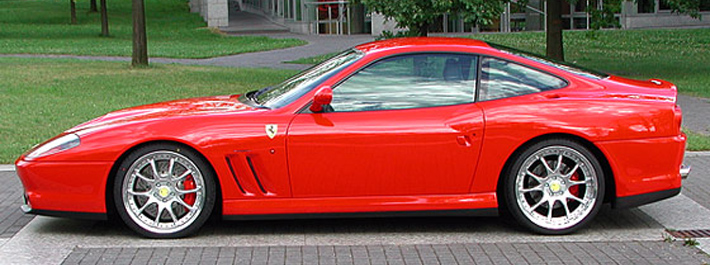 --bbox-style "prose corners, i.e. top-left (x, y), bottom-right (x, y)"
top-left (330, 54), bottom-right (478, 112)
top-left (479, 57), bottom-right (567, 101)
